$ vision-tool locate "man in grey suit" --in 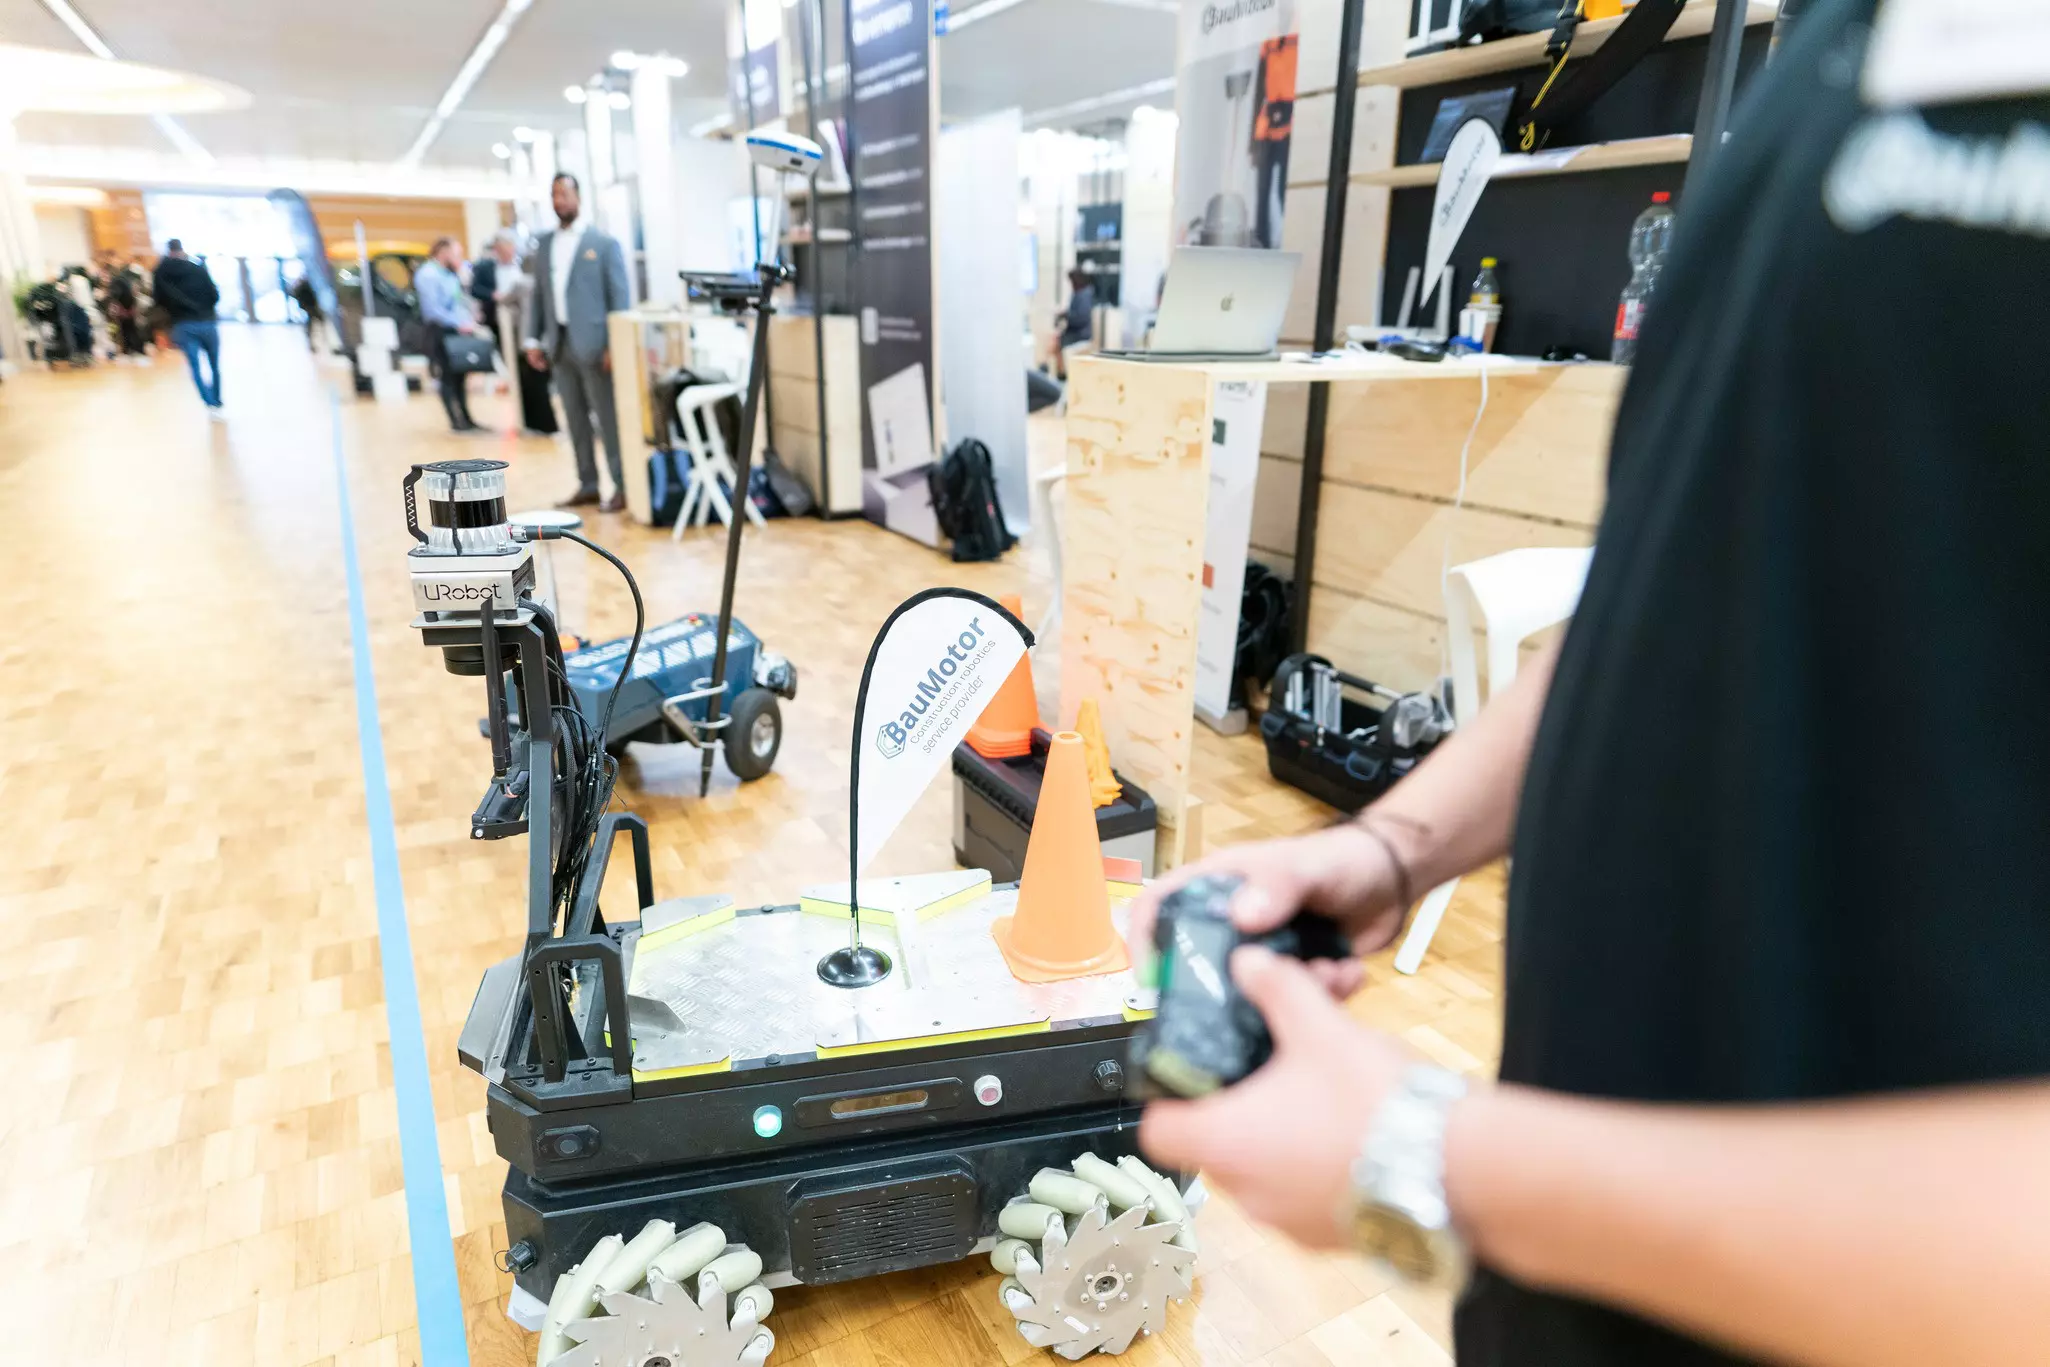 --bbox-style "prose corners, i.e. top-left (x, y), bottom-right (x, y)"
top-left (523, 172), bottom-right (632, 512)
